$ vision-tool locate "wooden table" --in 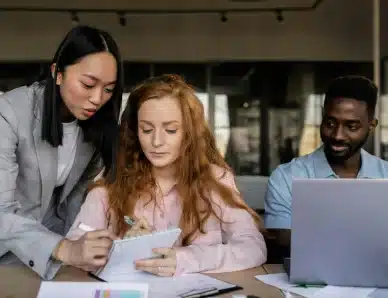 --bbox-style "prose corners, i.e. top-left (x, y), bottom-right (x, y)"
top-left (0, 265), bottom-right (286, 298)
